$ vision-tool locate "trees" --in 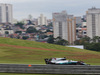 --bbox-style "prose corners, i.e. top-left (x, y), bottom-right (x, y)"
top-left (47, 36), bottom-right (69, 46)
top-left (5, 31), bottom-right (9, 35)
top-left (74, 36), bottom-right (100, 52)
top-left (15, 22), bottom-right (24, 29)
top-left (81, 36), bottom-right (91, 44)
top-left (74, 36), bottom-right (91, 45)
top-left (93, 43), bottom-right (100, 51)
top-left (26, 27), bottom-right (37, 33)
top-left (39, 35), bottom-right (48, 39)
top-left (47, 36), bottom-right (54, 44)
top-left (92, 36), bottom-right (100, 43)
top-left (22, 36), bottom-right (29, 40)
top-left (15, 31), bottom-right (22, 34)
top-left (85, 43), bottom-right (100, 51)
top-left (5, 31), bottom-right (9, 37)
top-left (54, 39), bottom-right (69, 46)
top-left (74, 40), bottom-right (81, 45)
